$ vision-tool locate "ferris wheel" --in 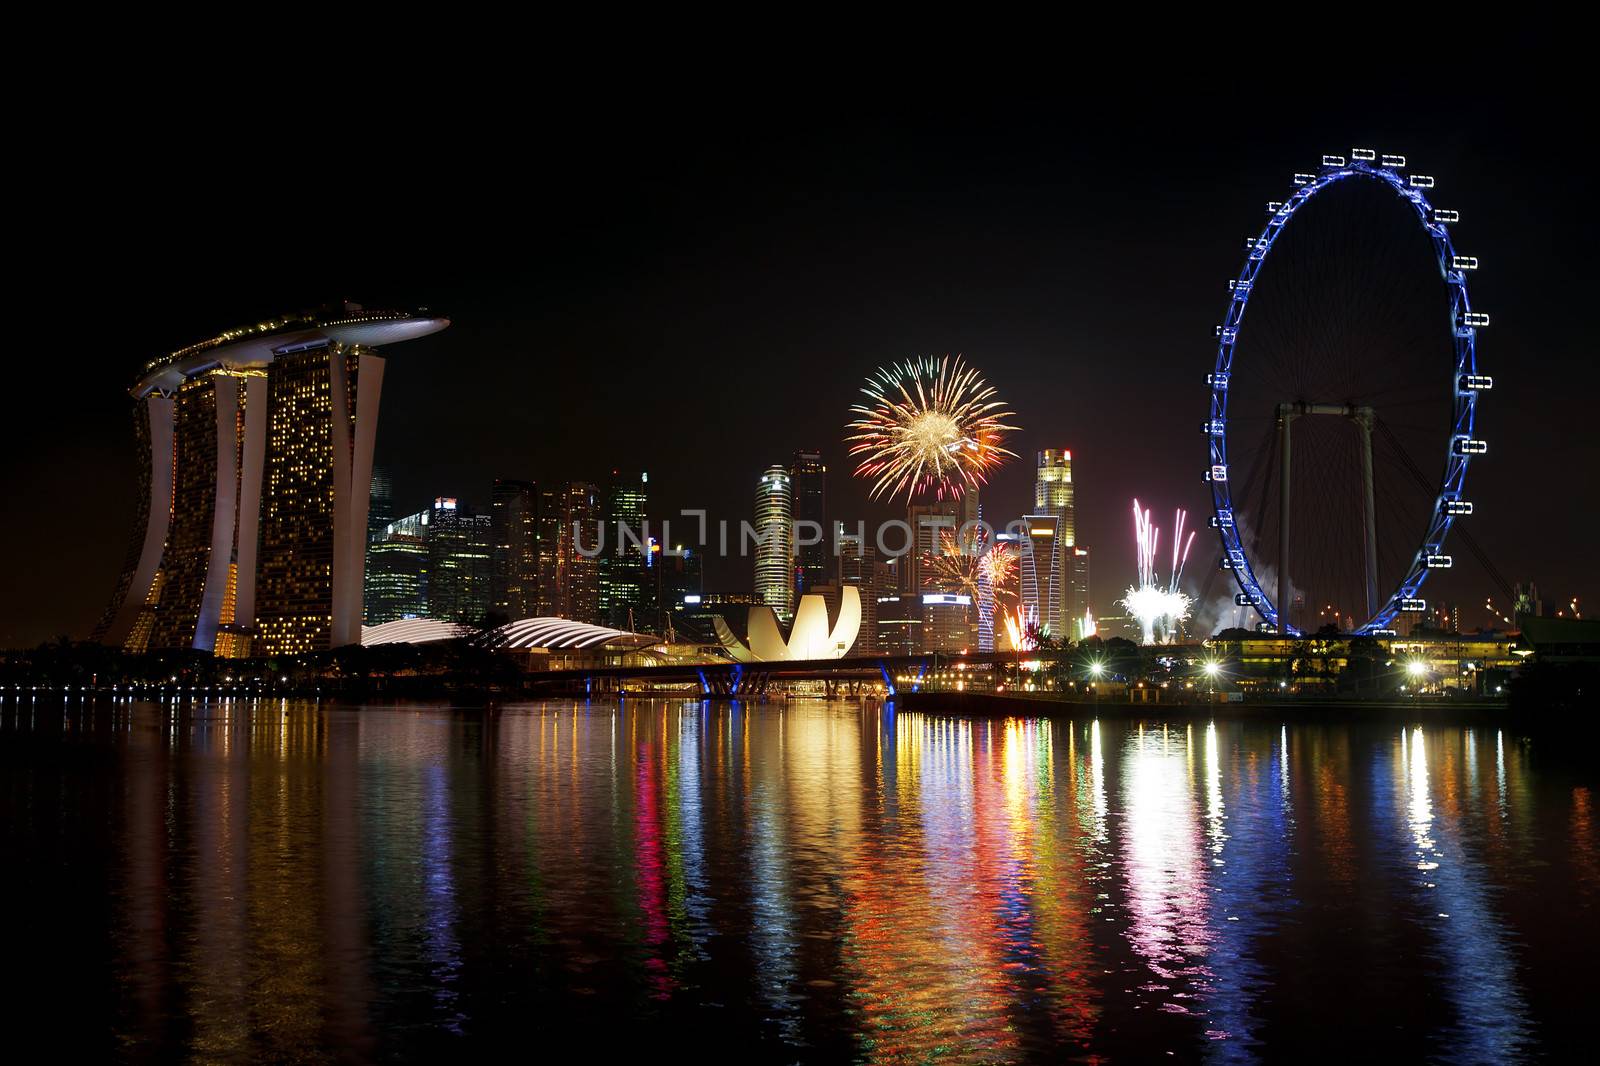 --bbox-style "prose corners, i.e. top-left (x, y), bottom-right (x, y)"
top-left (1206, 150), bottom-right (1489, 636)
